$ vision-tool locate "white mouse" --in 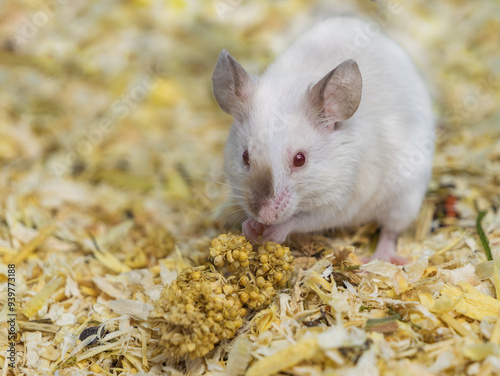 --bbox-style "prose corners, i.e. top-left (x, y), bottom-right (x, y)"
top-left (212, 17), bottom-right (435, 264)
